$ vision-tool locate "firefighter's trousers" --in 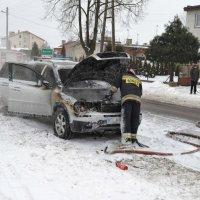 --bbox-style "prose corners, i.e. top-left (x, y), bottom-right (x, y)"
top-left (121, 100), bottom-right (141, 140)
